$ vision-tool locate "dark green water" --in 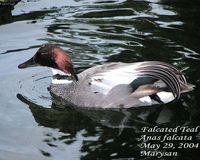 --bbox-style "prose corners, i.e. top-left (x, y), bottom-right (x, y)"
top-left (0, 0), bottom-right (200, 159)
